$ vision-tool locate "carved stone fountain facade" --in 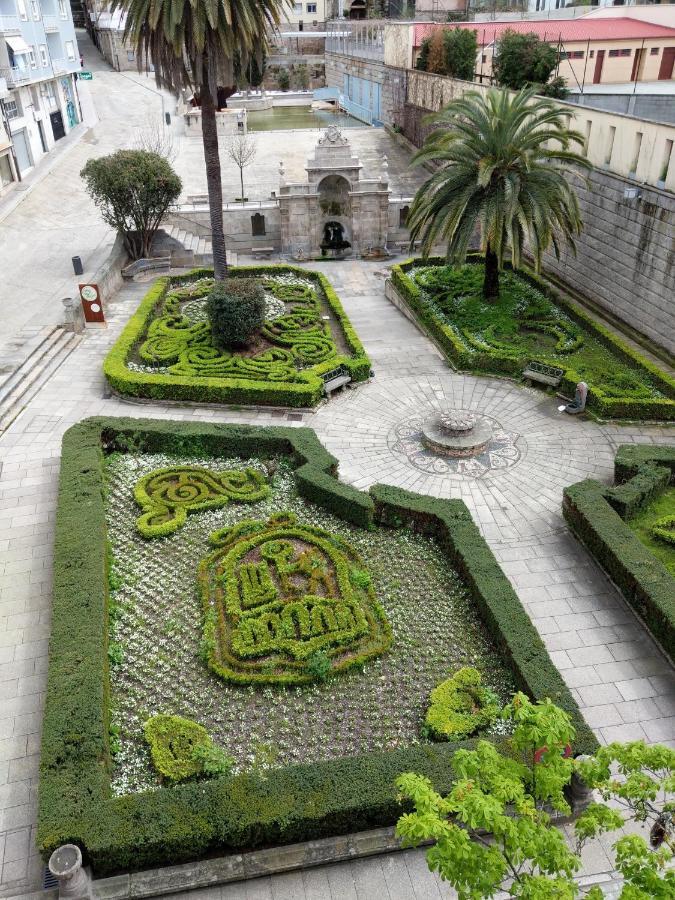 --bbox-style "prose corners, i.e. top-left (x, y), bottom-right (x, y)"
top-left (278, 126), bottom-right (391, 259)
